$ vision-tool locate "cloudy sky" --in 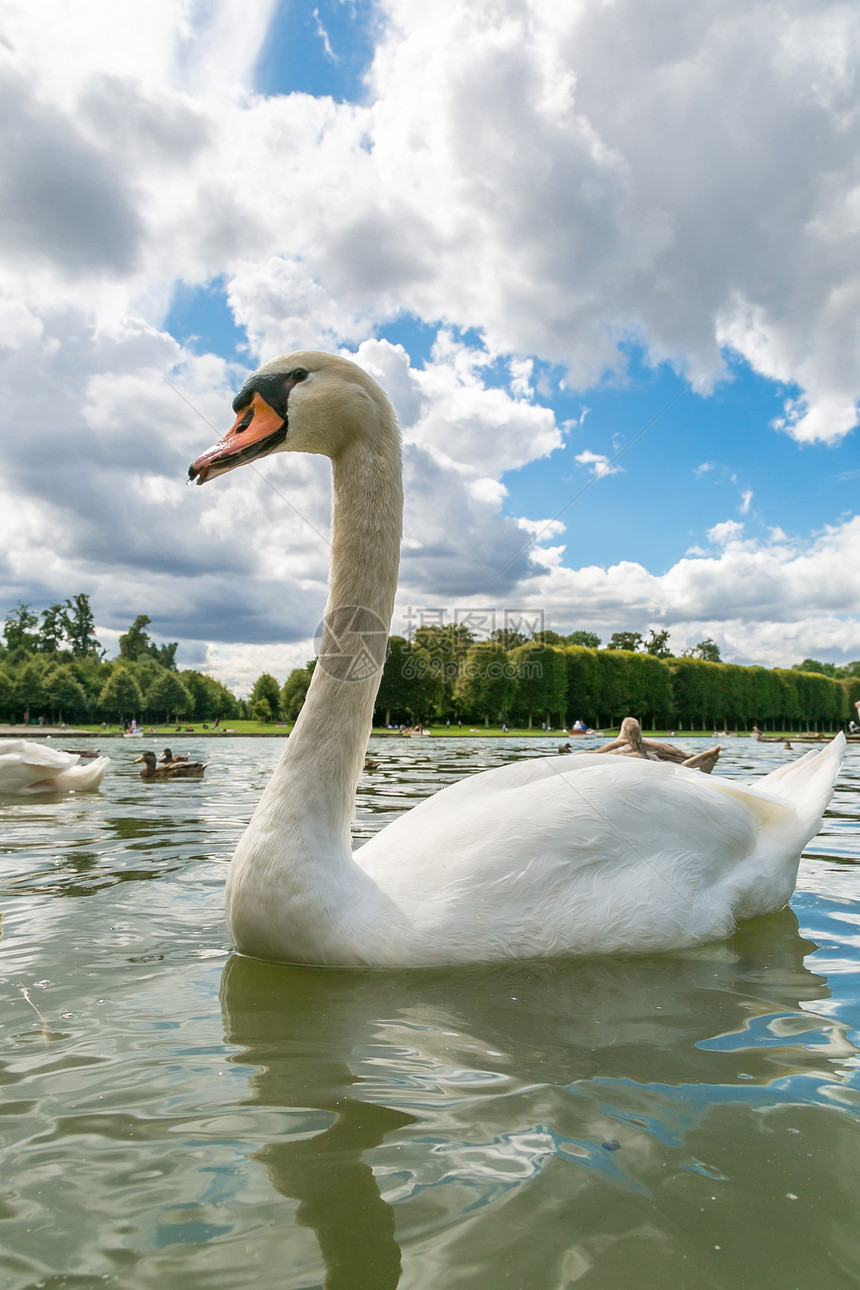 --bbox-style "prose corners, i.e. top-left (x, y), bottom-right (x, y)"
top-left (1, 0), bottom-right (858, 693)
